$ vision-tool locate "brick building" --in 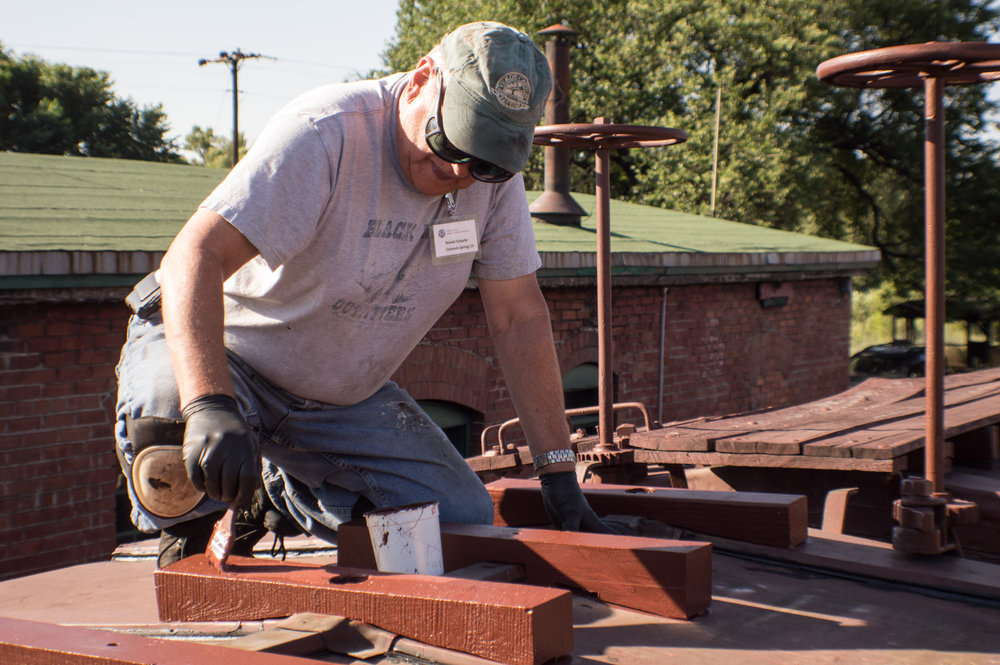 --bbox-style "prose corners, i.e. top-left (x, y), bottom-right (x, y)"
top-left (0, 152), bottom-right (878, 579)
